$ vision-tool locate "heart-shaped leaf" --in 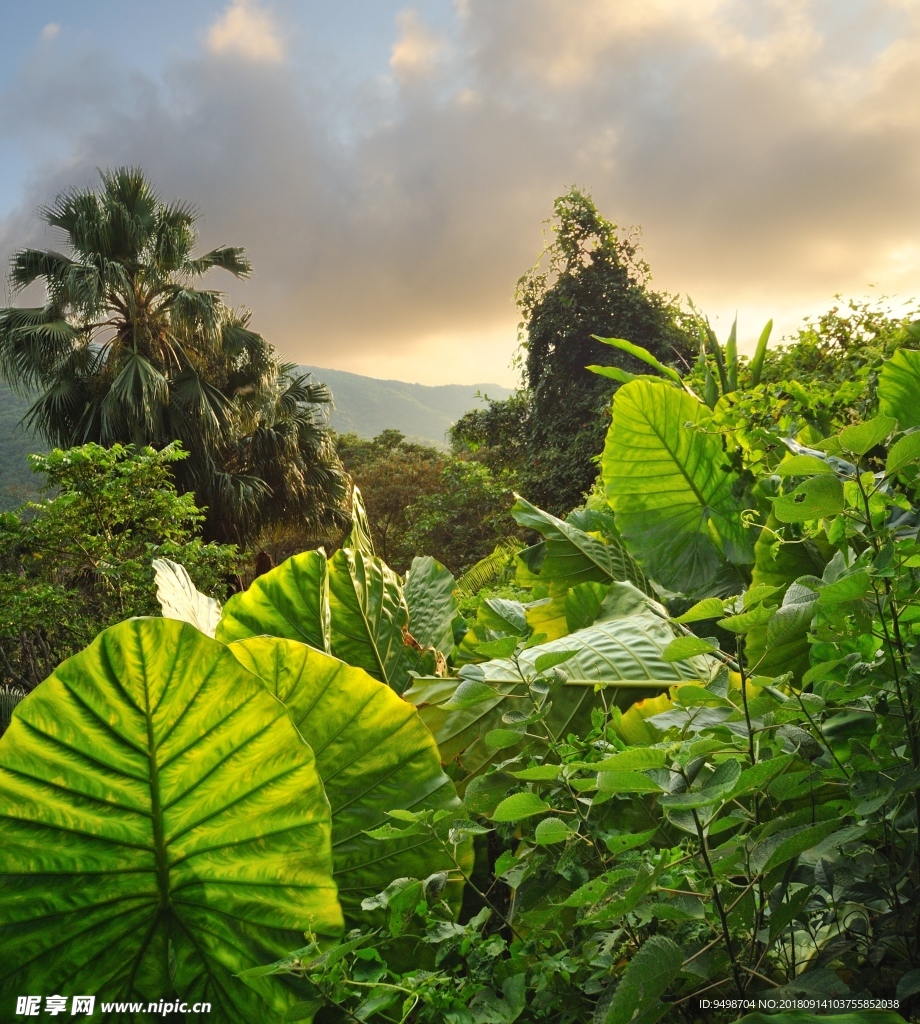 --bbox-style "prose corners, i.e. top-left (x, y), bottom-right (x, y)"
top-left (217, 548), bottom-right (331, 652)
top-left (228, 637), bottom-right (469, 925)
top-left (602, 380), bottom-right (753, 593)
top-left (0, 618), bottom-right (342, 1018)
